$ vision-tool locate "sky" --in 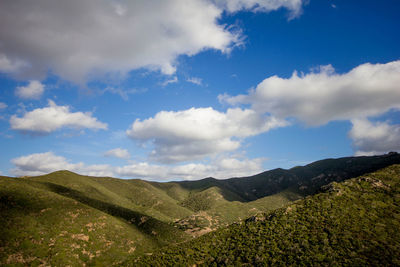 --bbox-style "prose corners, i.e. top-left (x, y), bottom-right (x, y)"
top-left (0, 0), bottom-right (399, 181)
